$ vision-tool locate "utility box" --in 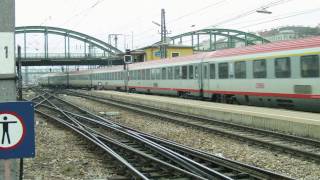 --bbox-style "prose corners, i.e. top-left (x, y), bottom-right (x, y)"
top-left (0, 32), bottom-right (15, 76)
